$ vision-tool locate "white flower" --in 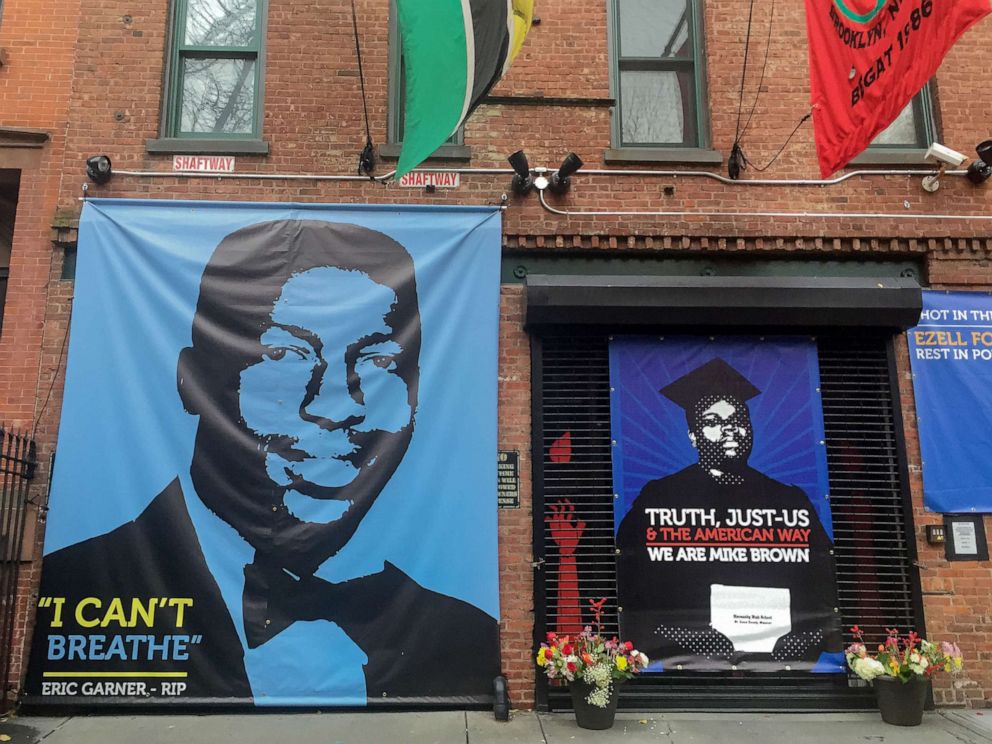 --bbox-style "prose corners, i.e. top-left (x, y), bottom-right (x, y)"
top-left (908, 655), bottom-right (929, 675)
top-left (585, 683), bottom-right (612, 708)
top-left (582, 663), bottom-right (611, 688)
top-left (851, 657), bottom-right (886, 681)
